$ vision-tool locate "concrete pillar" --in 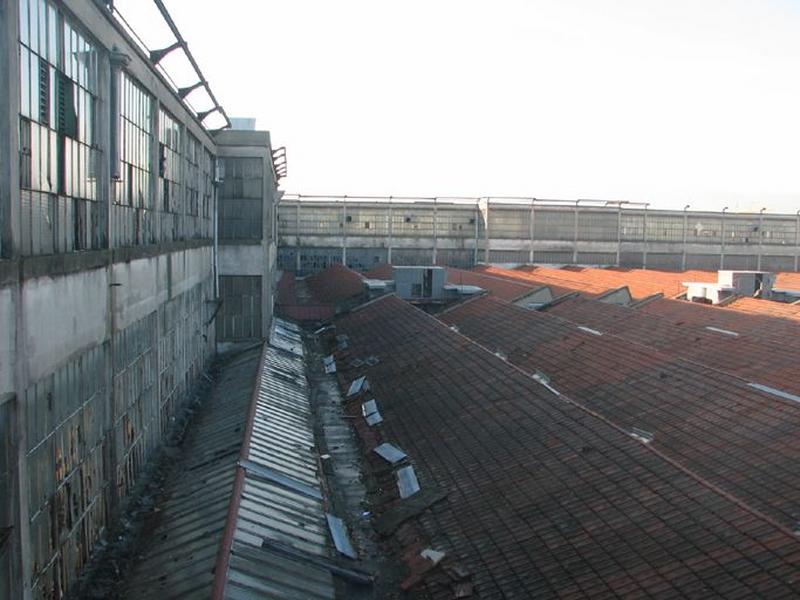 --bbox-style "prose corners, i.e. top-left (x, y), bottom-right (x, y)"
top-left (483, 198), bottom-right (490, 264)
top-left (0, 0), bottom-right (21, 258)
top-left (432, 198), bottom-right (438, 265)
top-left (794, 212), bottom-right (799, 272)
top-left (295, 202), bottom-right (301, 272)
top-left (615, 205), bottom-right (622, 266)
top-left (528, 200), bottom-right (535, 264)
top-left (681, 209), bottom-right (688, 271)
top-left (387, 199), bottom-right (393, 265)
top-left (341, 199), bottom-right (347, 265)
top-left (757, 210), bottom-right (765, 271)
top-left (473, 202), bottom-right (479, 267)
top-left (572, 202), bottom-right (579, 264)
top-left (642, 207), bottom-right (648, 269)
top-left (2, 2), bottom-right (31, 597)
